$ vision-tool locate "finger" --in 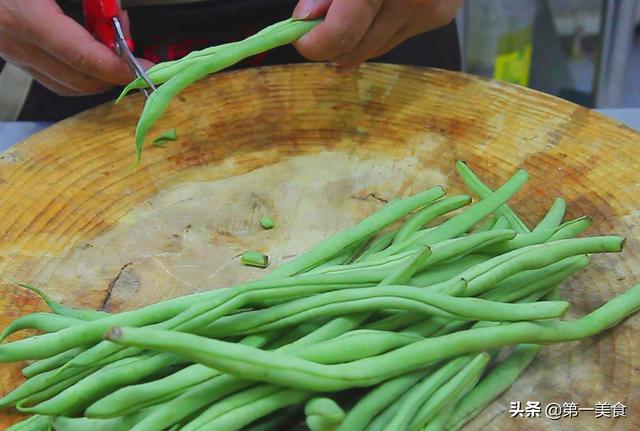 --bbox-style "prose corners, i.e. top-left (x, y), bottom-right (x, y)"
top-left (332, 4), bottom-right (409, 68)
top-left (293, 0), bottom-right (384, 61)
top-left (293, 0), bottom-right (333, 19)
top-left (18, 65), bottom-right (85, 97)
top-left (16, 1), bottom-right (133, 85)
top-left (3, 40), bottom-right (114, 94)
top-left (371, 26), bottom-right (415, 59)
